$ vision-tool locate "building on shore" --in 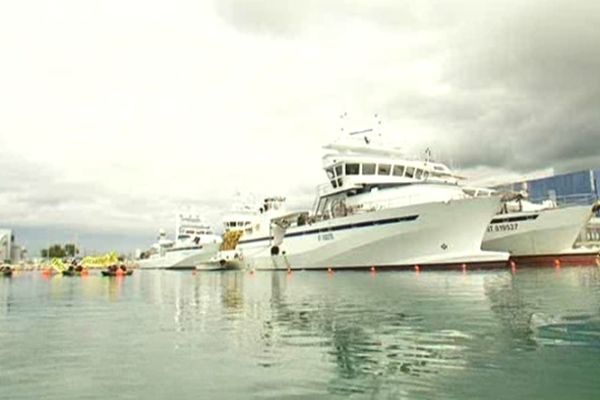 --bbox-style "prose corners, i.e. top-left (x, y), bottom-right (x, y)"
top-left (495, 169), bottom-right (600, 206)
top-left (0, 229), bottom-right (27, 264)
